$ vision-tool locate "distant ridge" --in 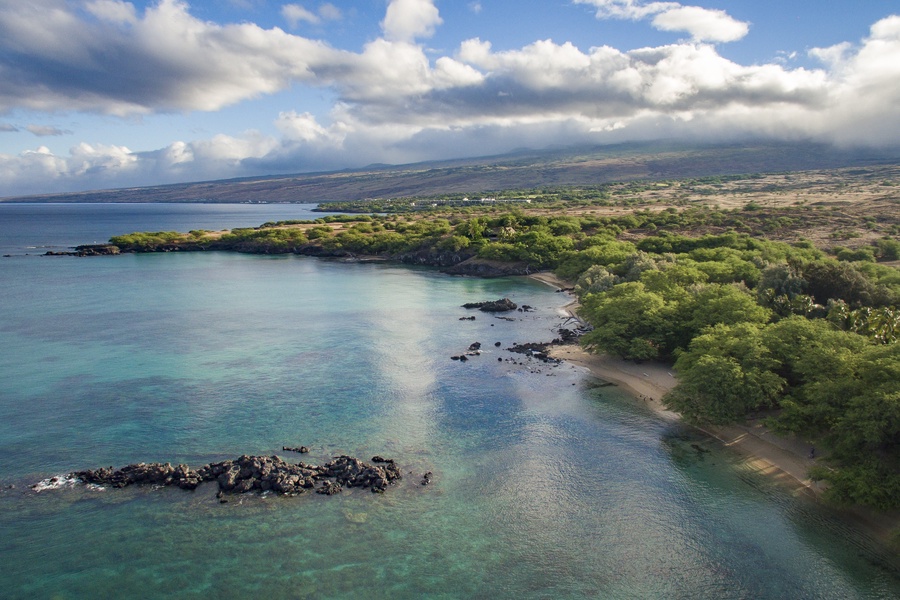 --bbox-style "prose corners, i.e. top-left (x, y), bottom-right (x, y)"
top-left (3, 141), bottom-right (899, 204)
